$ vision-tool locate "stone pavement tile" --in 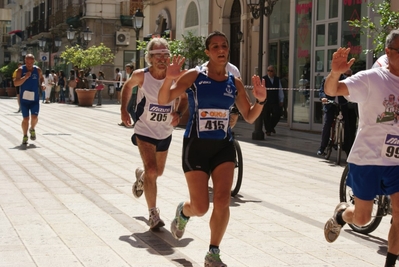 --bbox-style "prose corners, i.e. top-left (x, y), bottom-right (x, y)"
top-left (0, 250), bottom-right (36, 266)
top-left (32, 255), bottom-right (83, 267)
top-left (70, 246), bottom-right (131, 267)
